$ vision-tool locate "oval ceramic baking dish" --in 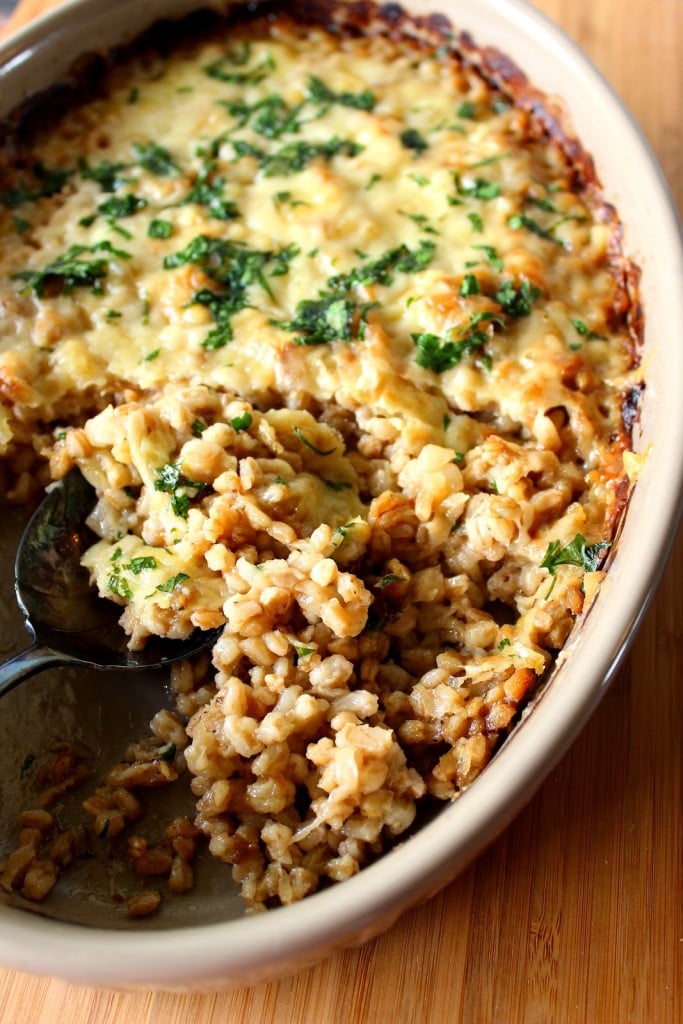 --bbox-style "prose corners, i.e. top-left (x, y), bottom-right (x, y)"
top-left (0, 0), bottom-right (681, 989)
